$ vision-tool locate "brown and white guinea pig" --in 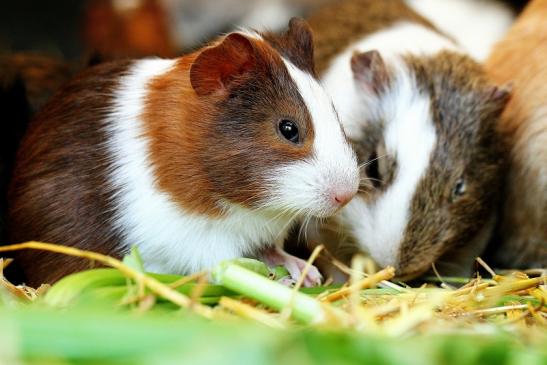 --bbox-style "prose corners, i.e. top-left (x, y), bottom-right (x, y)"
top-left (485, 0), bottom-right (547, 268)
top-left (7, 18), bottom-right (359, 287)
top-left (304, 0), bottom-right (510, 279)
